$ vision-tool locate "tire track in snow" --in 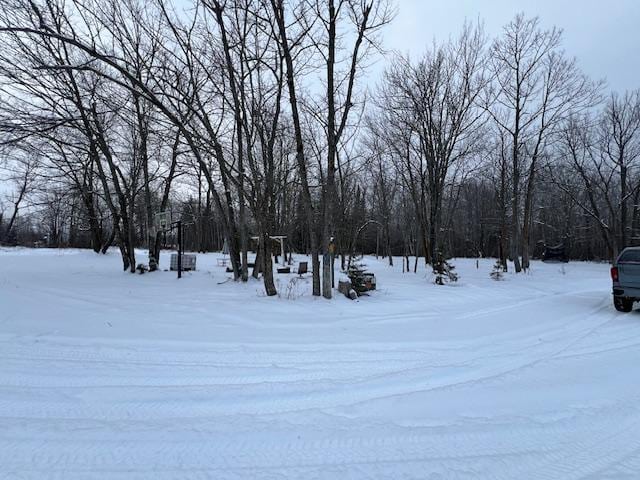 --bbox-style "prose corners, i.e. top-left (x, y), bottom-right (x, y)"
top-left (0, 294), bottom-right (626, 423)
top-left (2, 407), bottom-right (639, 479)
top-left (2, 277), bottom-right (639, 478)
